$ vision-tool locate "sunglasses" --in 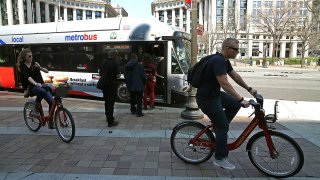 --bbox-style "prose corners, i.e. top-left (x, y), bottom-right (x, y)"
top-left (227, 46), bottom-right (239, 52)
